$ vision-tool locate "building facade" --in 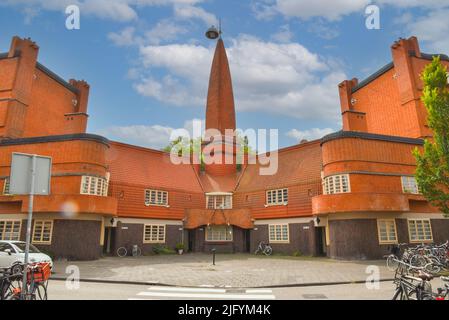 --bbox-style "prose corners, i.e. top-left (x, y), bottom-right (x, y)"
top-left (0, 35), bottom-right (448, 260)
